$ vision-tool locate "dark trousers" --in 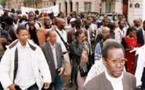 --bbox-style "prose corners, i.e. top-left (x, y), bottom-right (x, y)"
top-left (15, 83), bottom-right (38, 90)
top-left (42, 70), bottom-right (62, 90)
top-left (0, 82), bottom-right (3, 90)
